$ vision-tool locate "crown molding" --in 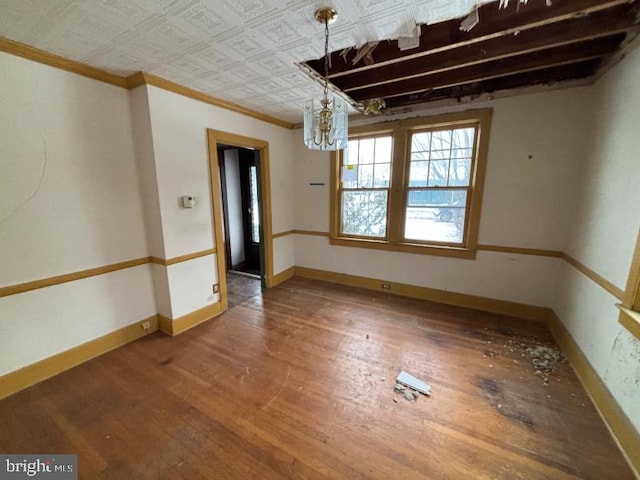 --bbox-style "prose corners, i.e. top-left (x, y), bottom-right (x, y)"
top-left (0, 36), bottom-right (293, 129)
top-left (126, 72), bottom-right (294, 129)
top-left (0, 36), bottom-right (128, 88)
